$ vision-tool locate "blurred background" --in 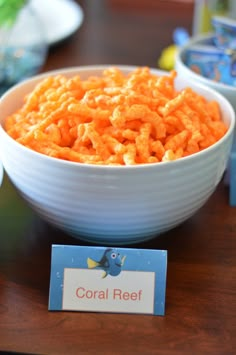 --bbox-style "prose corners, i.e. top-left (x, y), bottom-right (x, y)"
top-left (43, 0), bottom-right (194, 69)
top-left (1, 0), bottom-right (236, 93)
